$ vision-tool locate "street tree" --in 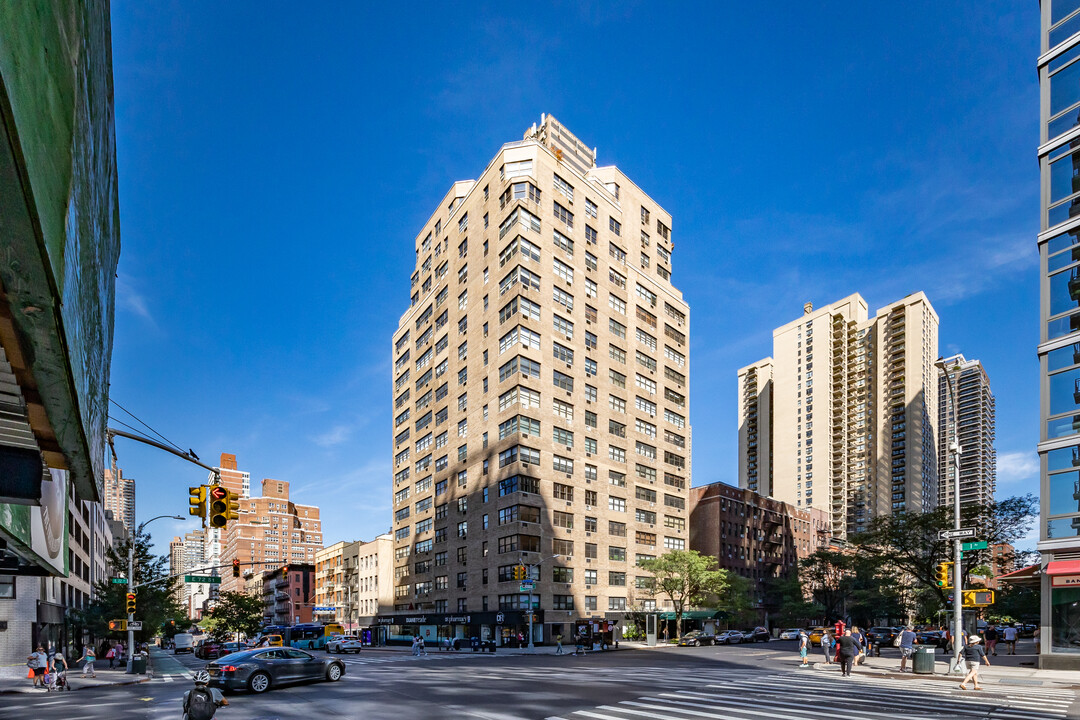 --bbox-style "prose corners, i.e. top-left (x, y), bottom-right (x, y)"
top-left (852, 495), bottom-right (1037, 606)
top-left (77, 527), bottom-right (185, 646)
top-left (638, 550), bottom-right (730, 638)
top-left (798, 548), bottom-right (855, 622)
top-left (205, 591), bottom-right (265, 641)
